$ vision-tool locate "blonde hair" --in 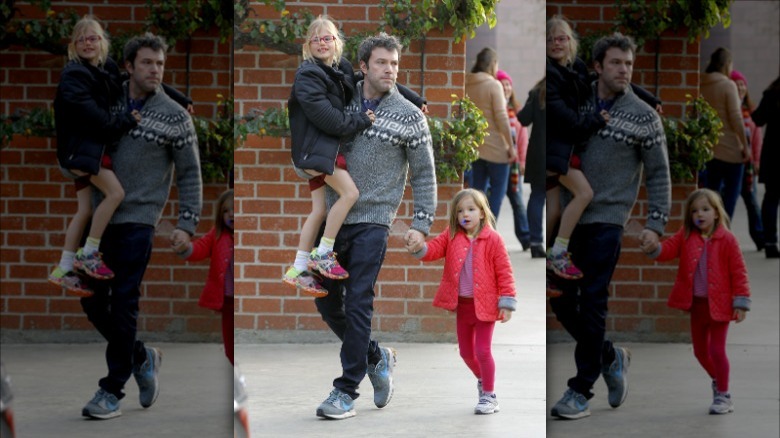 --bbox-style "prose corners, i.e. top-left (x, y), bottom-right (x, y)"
top-left (546, 15), bottom-right (578, 66)
top-left (214, 189), bottom-right (234, 239)
top-left (448, 189), bottom-right (496, 239)
top-left (301, 15), bottom-right (344, 65)
top-left (67, 16), bottom-right (110, 65)
top-left (683, 188), bottom-right (730, 238)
